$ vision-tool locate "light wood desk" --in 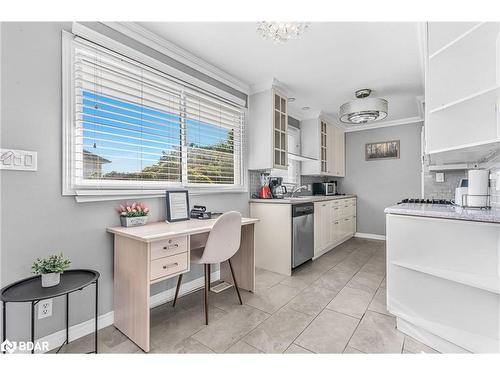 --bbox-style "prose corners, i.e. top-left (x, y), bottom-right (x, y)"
top-left (107, 217), bottom-right (258, 352)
